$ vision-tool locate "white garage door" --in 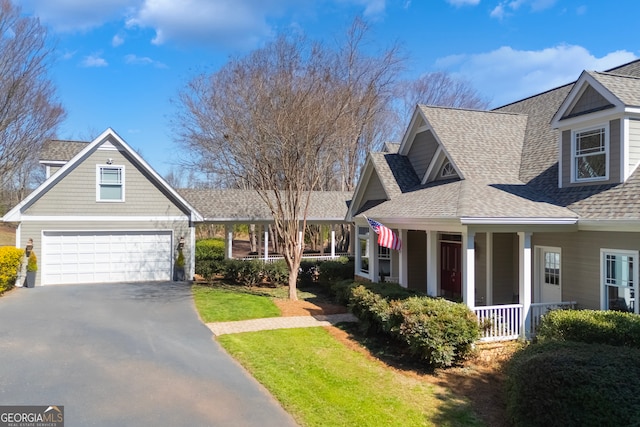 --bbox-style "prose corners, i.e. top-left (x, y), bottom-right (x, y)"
top-left (42, 231), bottom-right (173, 285)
